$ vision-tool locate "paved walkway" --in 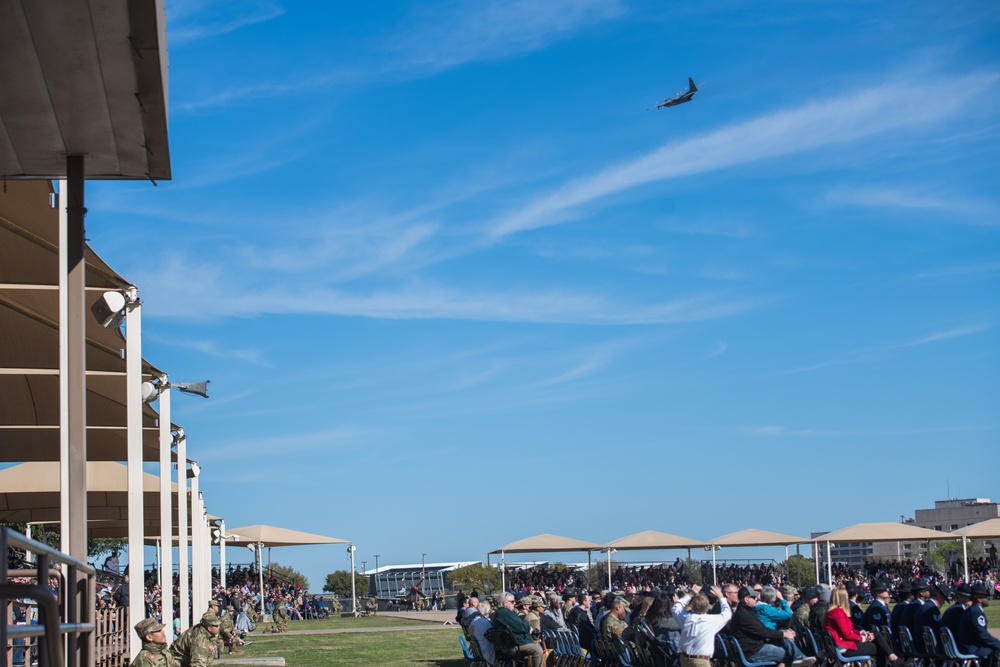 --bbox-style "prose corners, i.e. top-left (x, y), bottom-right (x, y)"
top-left (253, 611), bottom-right (459, 636)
